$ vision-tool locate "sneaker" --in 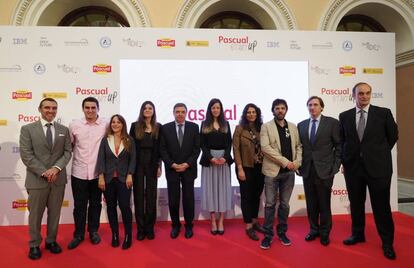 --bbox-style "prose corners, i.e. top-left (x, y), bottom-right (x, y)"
top-left (278, 233), bottom-right (291, 246)
top-left (260, 236), bottom-right (272, 250)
